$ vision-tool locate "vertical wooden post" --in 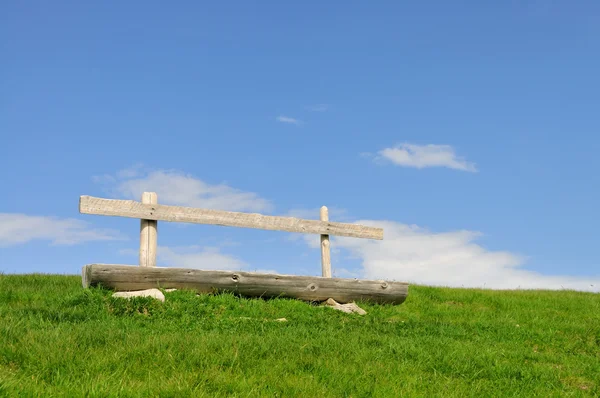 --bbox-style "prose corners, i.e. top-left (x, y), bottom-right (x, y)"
top-left (320, 206), bottom-right (331, 277)
top-left (139, 192), bottom-right (158, 267)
